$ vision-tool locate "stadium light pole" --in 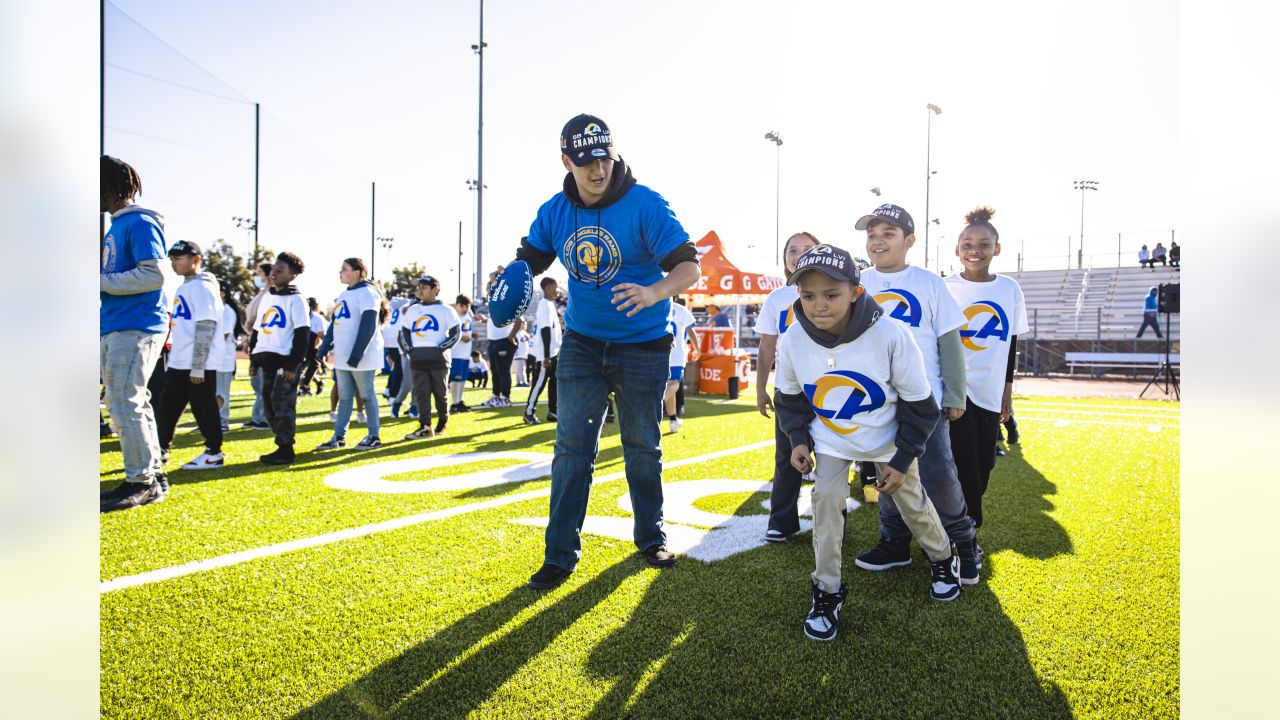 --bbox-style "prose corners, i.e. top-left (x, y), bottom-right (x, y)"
top-left (467, 179), bottom-right (486, 296)
top-left (254, 102), bottom-right (260, 261)
top-left (232, 216), bottom-right (256, 259)
top-left (378, 236), bottom-right (395, 277)
top-left (471, 0), bottom-right (487, 300)
top-left (1073, 180), bottom-right (1099, 269)
top-left (370, 181), bottom-right (376, 278)
top-left (924, 103), bottom-right (942, 271)
top-left (764, 131), bottom-right (783, 265)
